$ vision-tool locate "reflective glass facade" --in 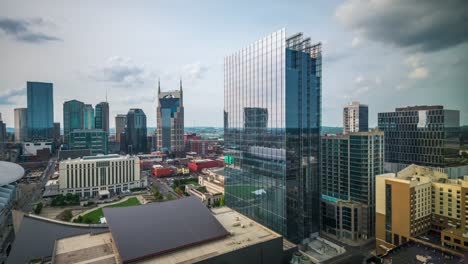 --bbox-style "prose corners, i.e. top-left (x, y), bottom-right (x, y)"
top-left (224, 29), bottom-right (321, 242)
top-left (378, 106), bottom-right (460, 167)
top-left (126, 108), bottom-right (147, 154)
top-left (156, 84), bottom-right (184, 154)
top-left (68, 129), bottom-right (108, 154)
top-left (320, 132), bottom-right (384, 241)
top-left (63, 100), bottom-right (84, 142)
top-left (84, 104), bottom-right (95, 129)
top-left (95, 102), bottom-right (109, 135)
top-left (27, 81), bottom-right (54, 139)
